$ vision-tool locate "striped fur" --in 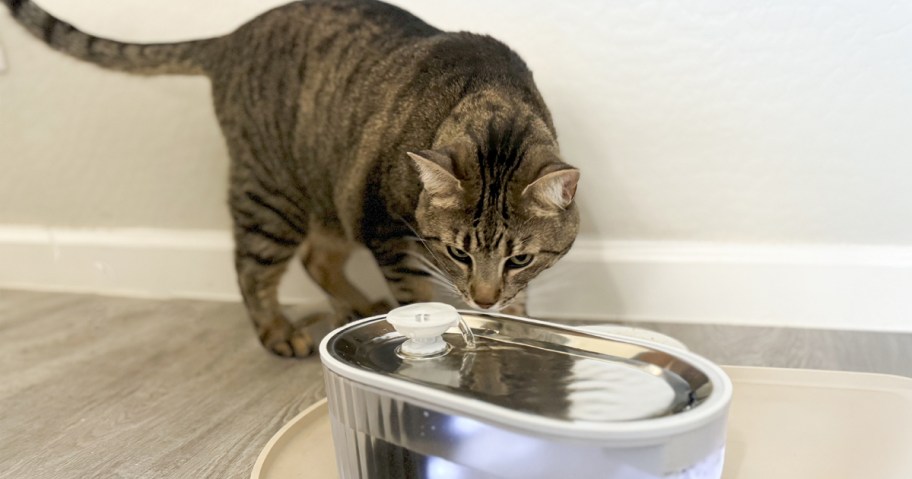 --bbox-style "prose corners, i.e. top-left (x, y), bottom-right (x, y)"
top-left (5, 0), bottom-right (580, 357)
